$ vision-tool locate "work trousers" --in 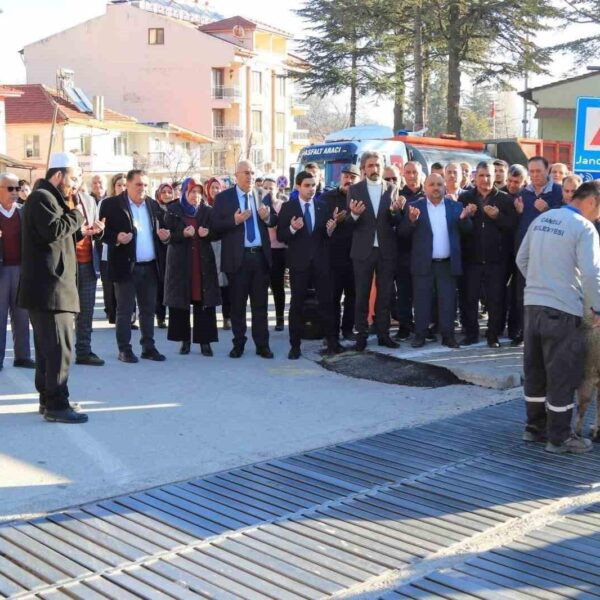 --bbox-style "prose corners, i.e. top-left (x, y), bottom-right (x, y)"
top-left (114, 262), bottom-right (158, 353)
top-left (30, 310), bottom-right (74, 411)
top-left (75, 262), bottom-right (98, 358)
top-left (289, 262), bottom-right (335, 348)
top-left (523, 305), bottom-right (585, 445)
top-left (227, 249), bottom-right (270, 349)
top-left (413, 259), bottom-right (457, 338)
top-left (0, 265), bottom-right (30, 366)
top-left (332, 261), bottom-right (355, 337)
top-left (461, 262), bottom-right (509, 340)
top-left (353, 247), bottom-right (395, 339)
